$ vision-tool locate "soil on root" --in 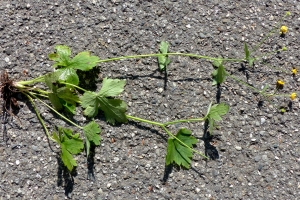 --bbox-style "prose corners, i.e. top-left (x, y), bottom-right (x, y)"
top-left (0, 71), bottom-right (20, 139)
